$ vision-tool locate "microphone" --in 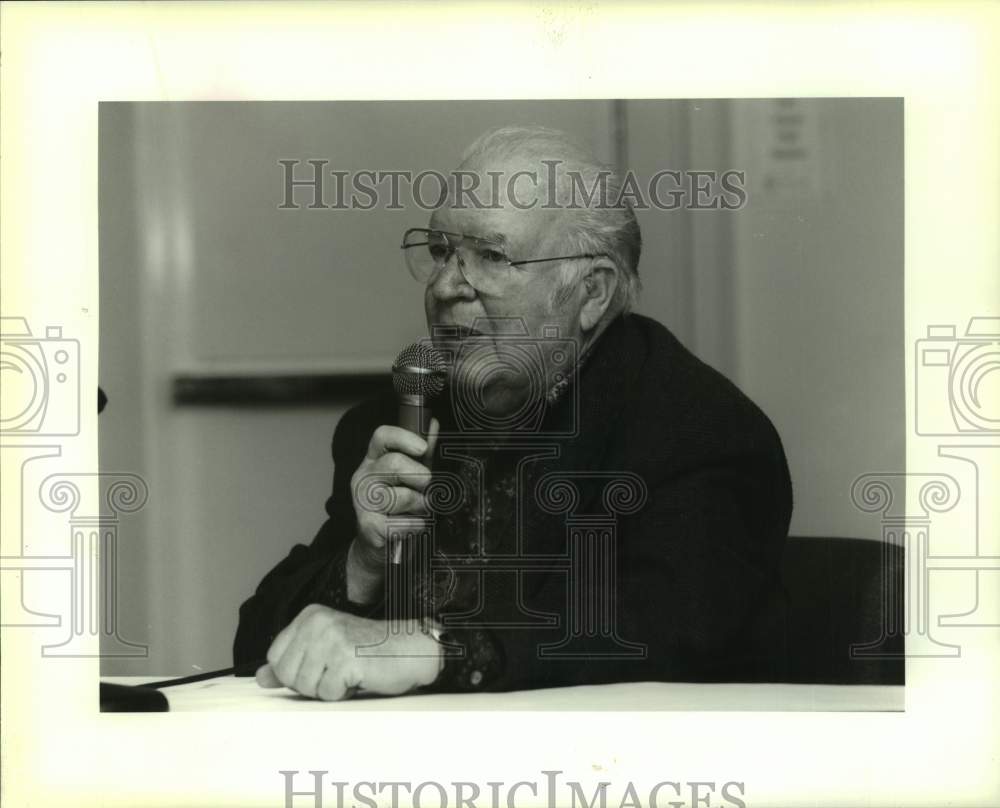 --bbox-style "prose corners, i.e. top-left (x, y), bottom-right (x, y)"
top-left (391, 341), bottom-right (447, 437)
top-left (389, 342), bottom-right (447, 565)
